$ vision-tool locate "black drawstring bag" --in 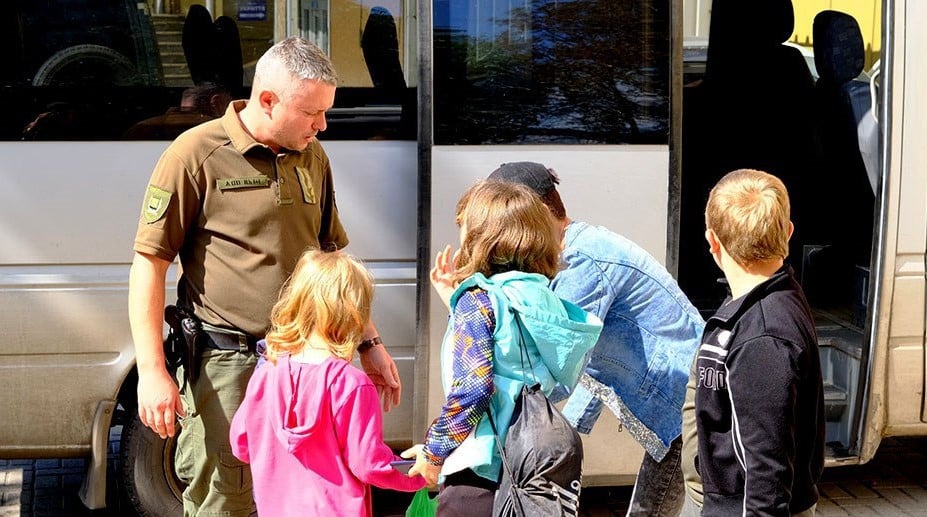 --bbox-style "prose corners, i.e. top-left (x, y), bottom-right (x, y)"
top-left (488, 311), bottom-right (584, 517)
